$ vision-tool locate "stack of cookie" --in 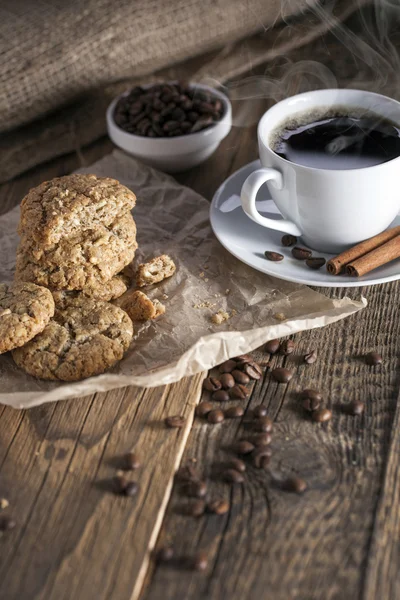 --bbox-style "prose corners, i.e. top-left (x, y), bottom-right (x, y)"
top-left (14, 174), bottom-right (138, 302)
